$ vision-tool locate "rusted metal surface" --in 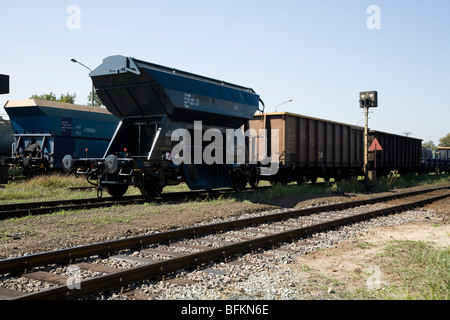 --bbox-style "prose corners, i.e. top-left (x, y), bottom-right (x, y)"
top-left (140, 248), bottom-right (187, 258)
top-left (75, 262), bottom-right (120, 274)
top-left (0, 286), bottom-right (23, 299)
top-left (368, 130), bottom-right (422, 173)
top-left (247, 112), bottom-right (364, 170)
top-left (22, 271), bottom-right (69, 285)
top-left (164, 278), bottom-right (197, 286)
